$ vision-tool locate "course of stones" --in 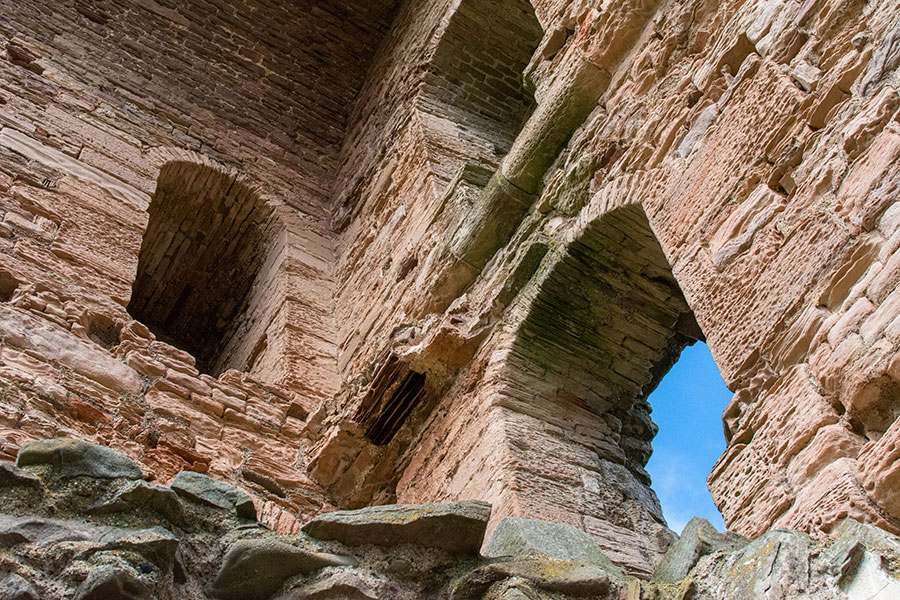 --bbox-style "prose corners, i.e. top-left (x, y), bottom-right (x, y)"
top-left (1, 438), bottom-right (898, 599)
top-left (3, 0), bottom-right (900, 570)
